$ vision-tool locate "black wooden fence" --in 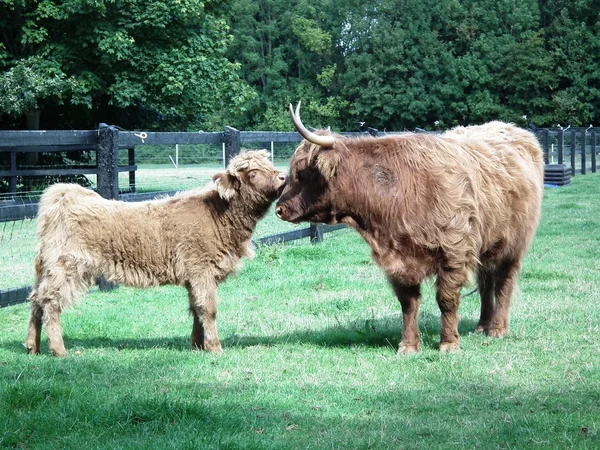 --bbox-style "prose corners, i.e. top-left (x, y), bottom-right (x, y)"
top-left (1, 125), bottom-right (597, 307)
